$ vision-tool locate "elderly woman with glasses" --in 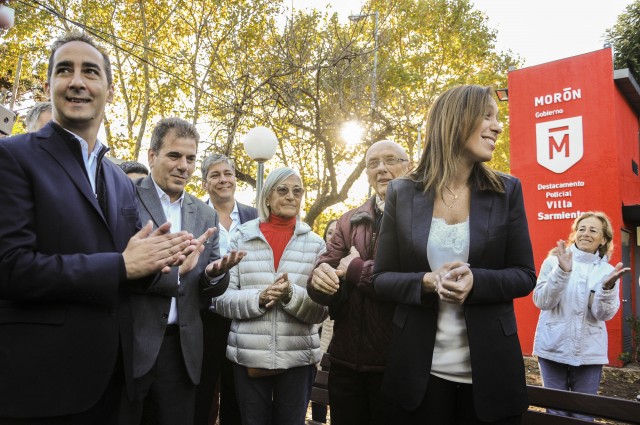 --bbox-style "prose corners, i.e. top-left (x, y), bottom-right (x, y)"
top-left (211, 166), bottom-right (328, 425)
